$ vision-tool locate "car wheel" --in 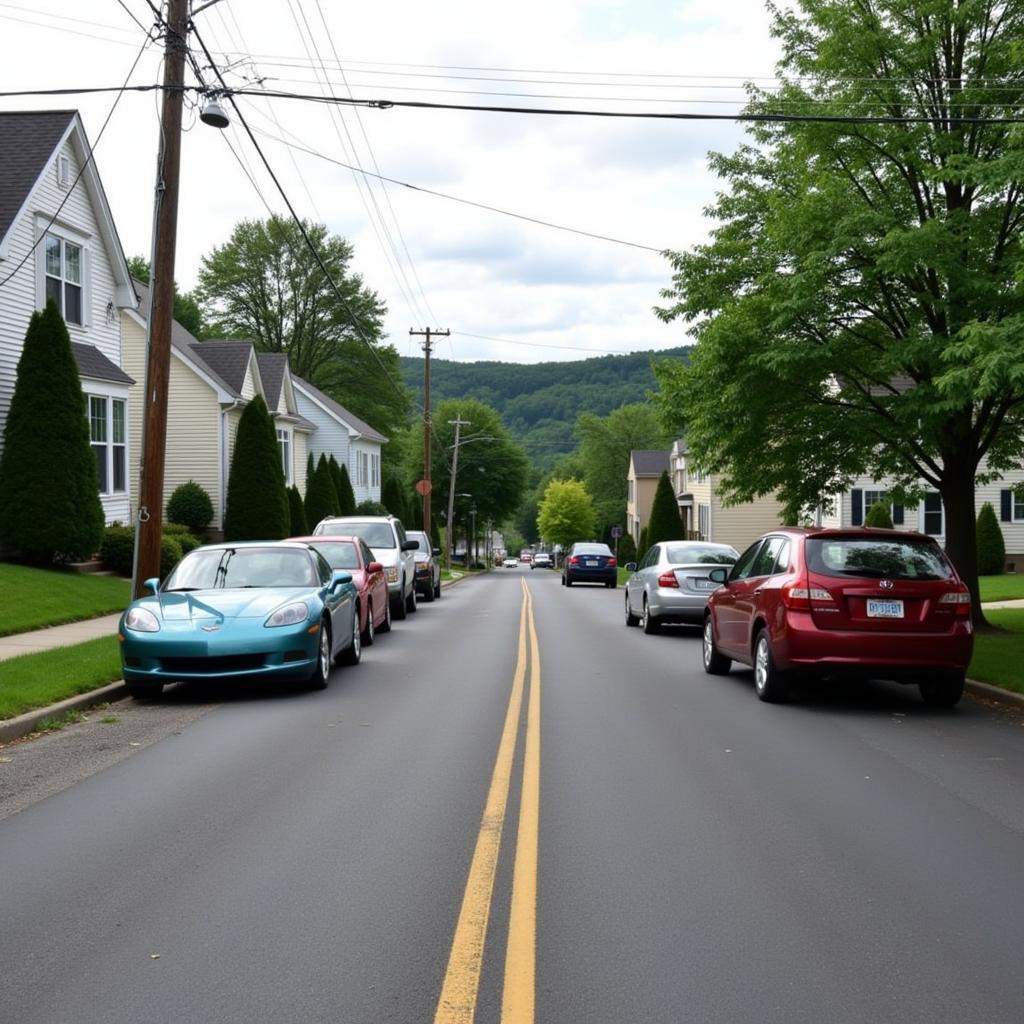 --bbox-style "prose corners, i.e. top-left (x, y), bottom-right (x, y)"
top-left (702, 616), bottom-right (731, 675)
top-left (378, 596), bottom-right (392, 633)
top-left (407, 581), bottom-right (418, 613)
top-left (606, 578), bottom-right (616, 589)
top-left (565, 574), bottom-right (573, 588)
top-left (625, 592), bottom-right (640, 627)
top-left (338, 610), bottom-right (362, 666)
top-left (919, 671), bottom-right (964, 707)
top-left (309, 620), bottom-right (331, 689)
top-left (434, 577), bottom-right (442, 599)
top-left (753, 629), bottom-right (788, 703)
top-left (641, 597), bottom-right (661, 634)
top-left (361, 600), bottom-right (374, 646)
top-left (421, 580), bottom-right (435, 602)
top-left (393, 586), bottom-right (407, 620)
top-left (127, 682), bottom-right (163, 700)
